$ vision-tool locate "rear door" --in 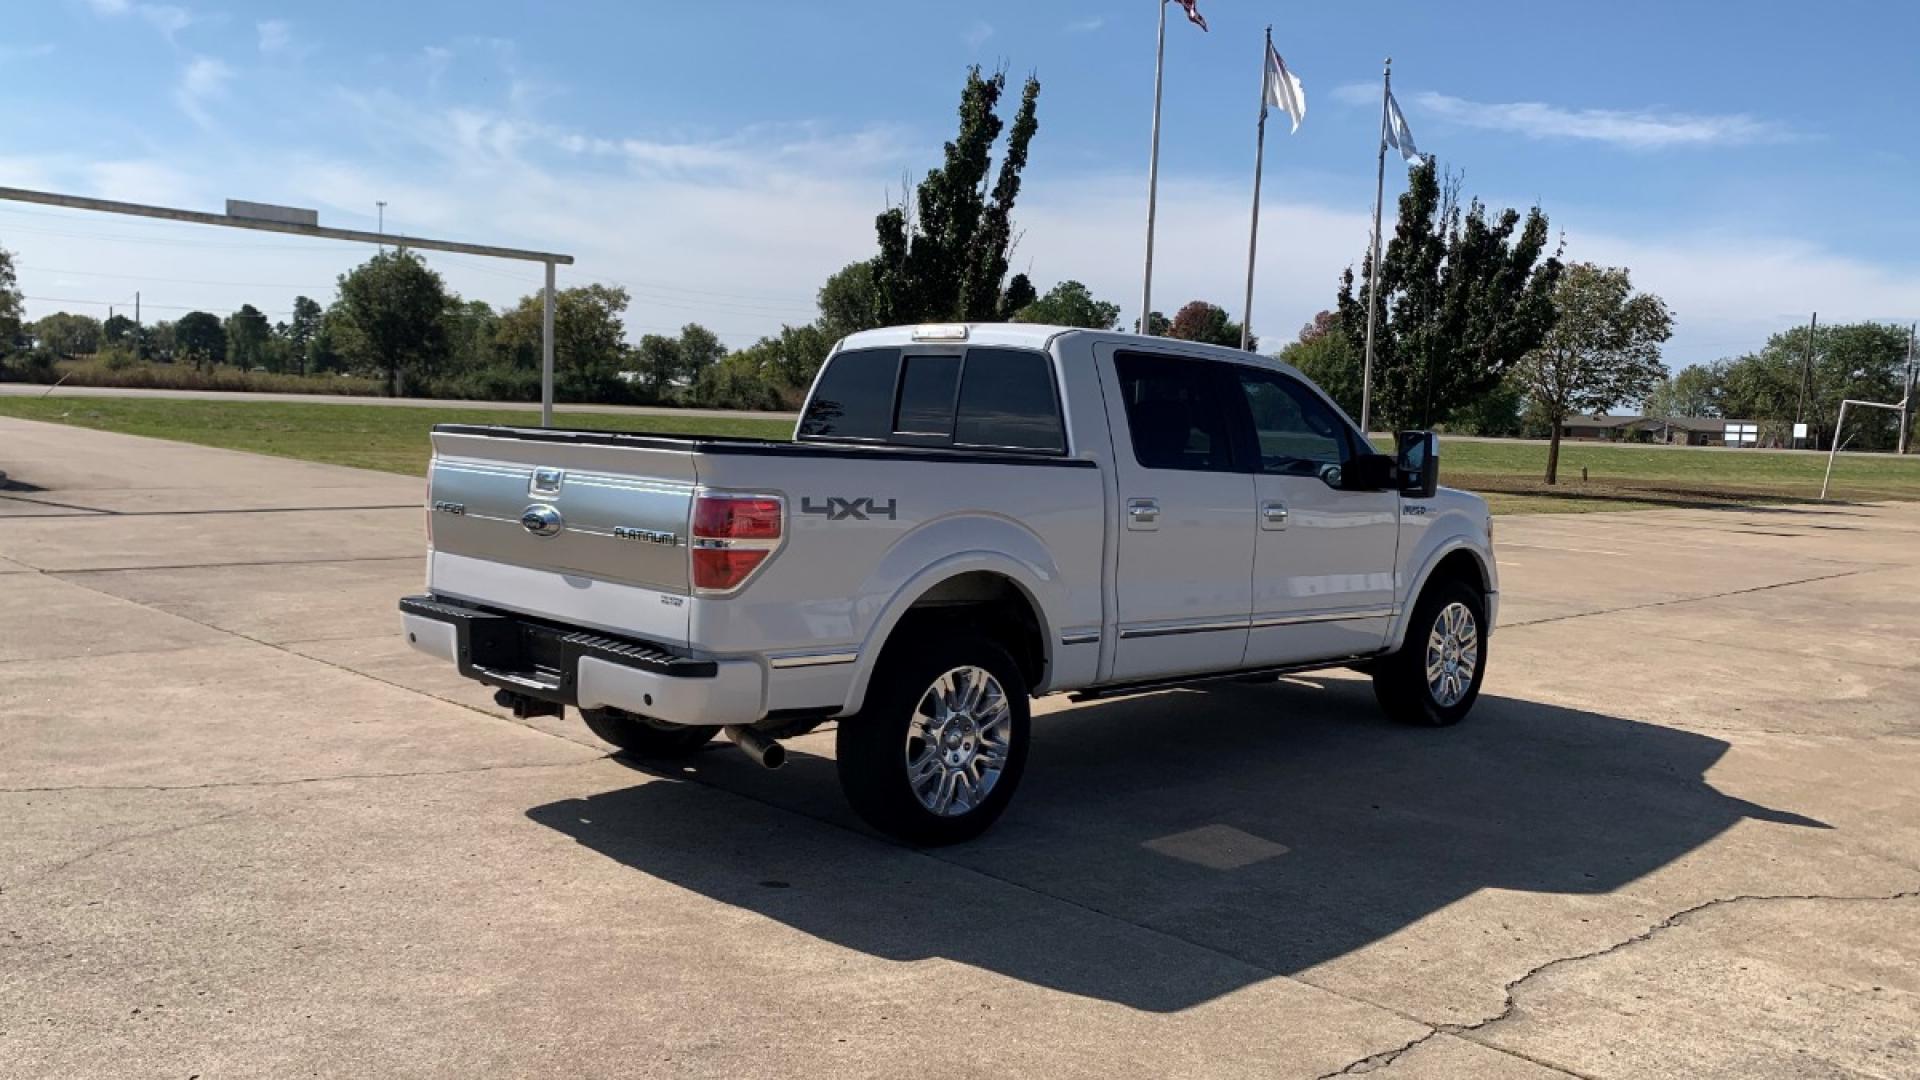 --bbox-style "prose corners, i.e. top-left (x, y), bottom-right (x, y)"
top-left (1232, 367), bottom-right (1399, 665)
top-left (1101, 350), bottom-right (1254, 680)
